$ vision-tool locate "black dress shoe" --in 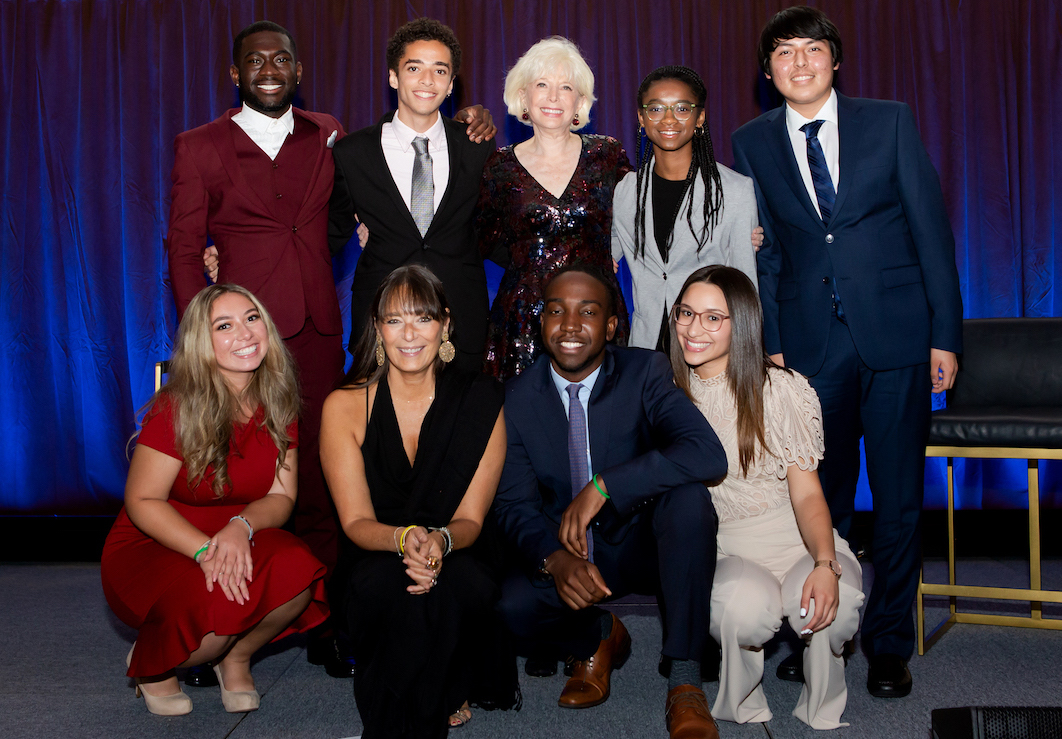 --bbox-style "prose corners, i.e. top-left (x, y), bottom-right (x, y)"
top-left (183, 663), bottom-right (219, 688)
top-left (524, 653), bottom-right (558, 677)
top-left (776, 649), bottom-right (804, 683)
top-left (307, 634), bottom-right (356, 679)
top-left (867, 654), bottom-right (912, 698)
